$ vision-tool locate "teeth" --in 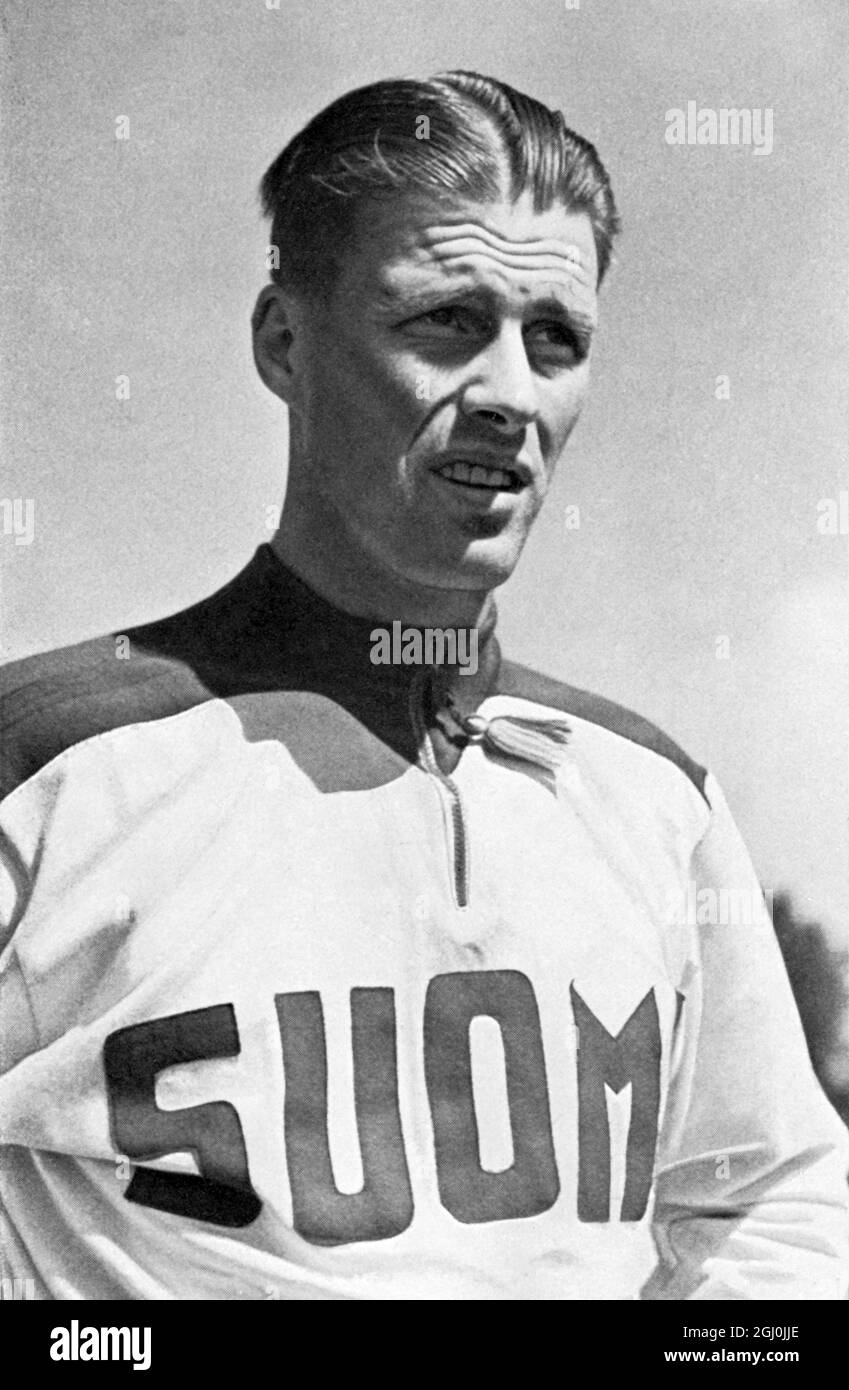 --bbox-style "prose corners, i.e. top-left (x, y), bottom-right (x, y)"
top-left (437, 461), bottom-right (517, 489)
